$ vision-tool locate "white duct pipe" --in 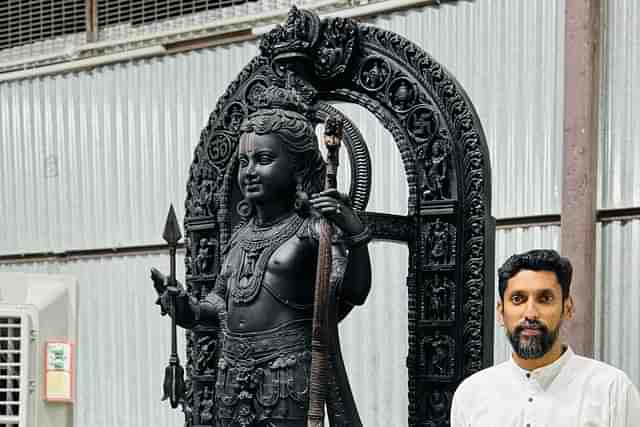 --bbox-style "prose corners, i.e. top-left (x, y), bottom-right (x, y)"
top-left (253, 0), bottom-right (442, 35)
top-left (0, 0), bottom-right (436, 82)
top-left (0, 46), bottom-right (166, 83)
top-left (0, 0), bottom-right (346, 77)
